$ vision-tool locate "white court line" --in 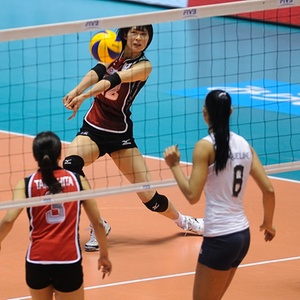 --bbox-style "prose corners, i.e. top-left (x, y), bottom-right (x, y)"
top-left (7, 255), bottom-right (300, 300)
